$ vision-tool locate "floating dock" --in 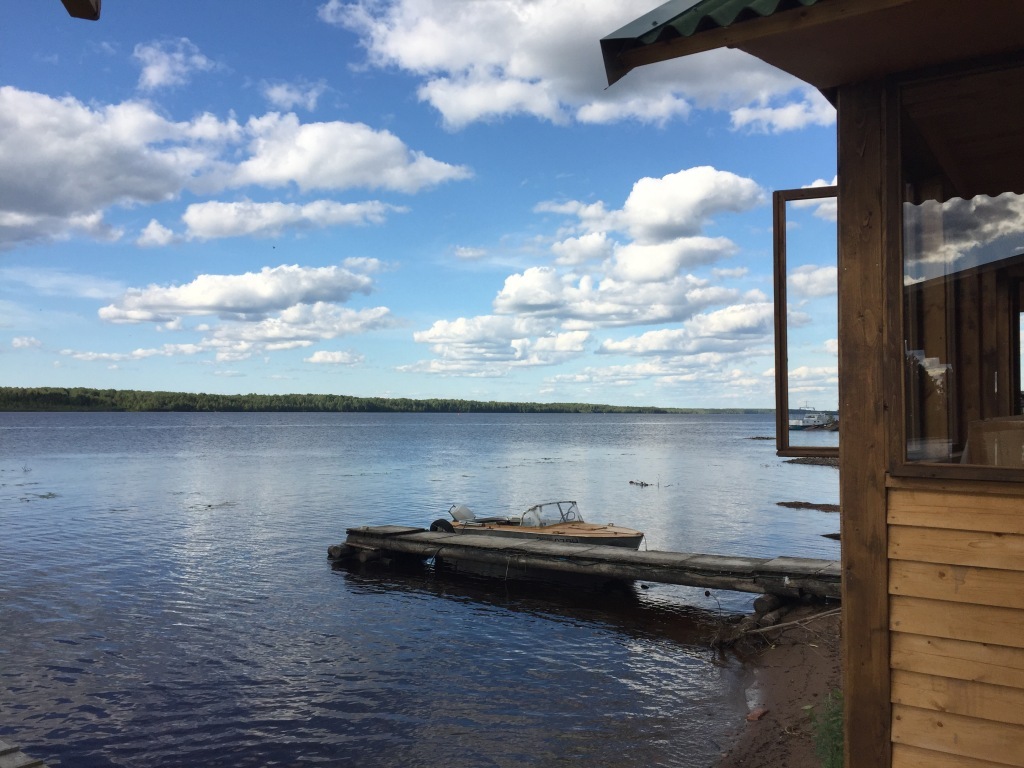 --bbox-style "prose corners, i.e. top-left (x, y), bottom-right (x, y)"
top-left (0, 740), bottom-right (48, 768)
top-left (332, 526), bottom-right (841, 600)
